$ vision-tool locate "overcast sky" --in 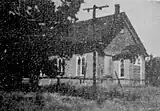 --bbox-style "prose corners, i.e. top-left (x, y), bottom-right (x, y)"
top-left (76, 0), bottom-right (160, 57)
